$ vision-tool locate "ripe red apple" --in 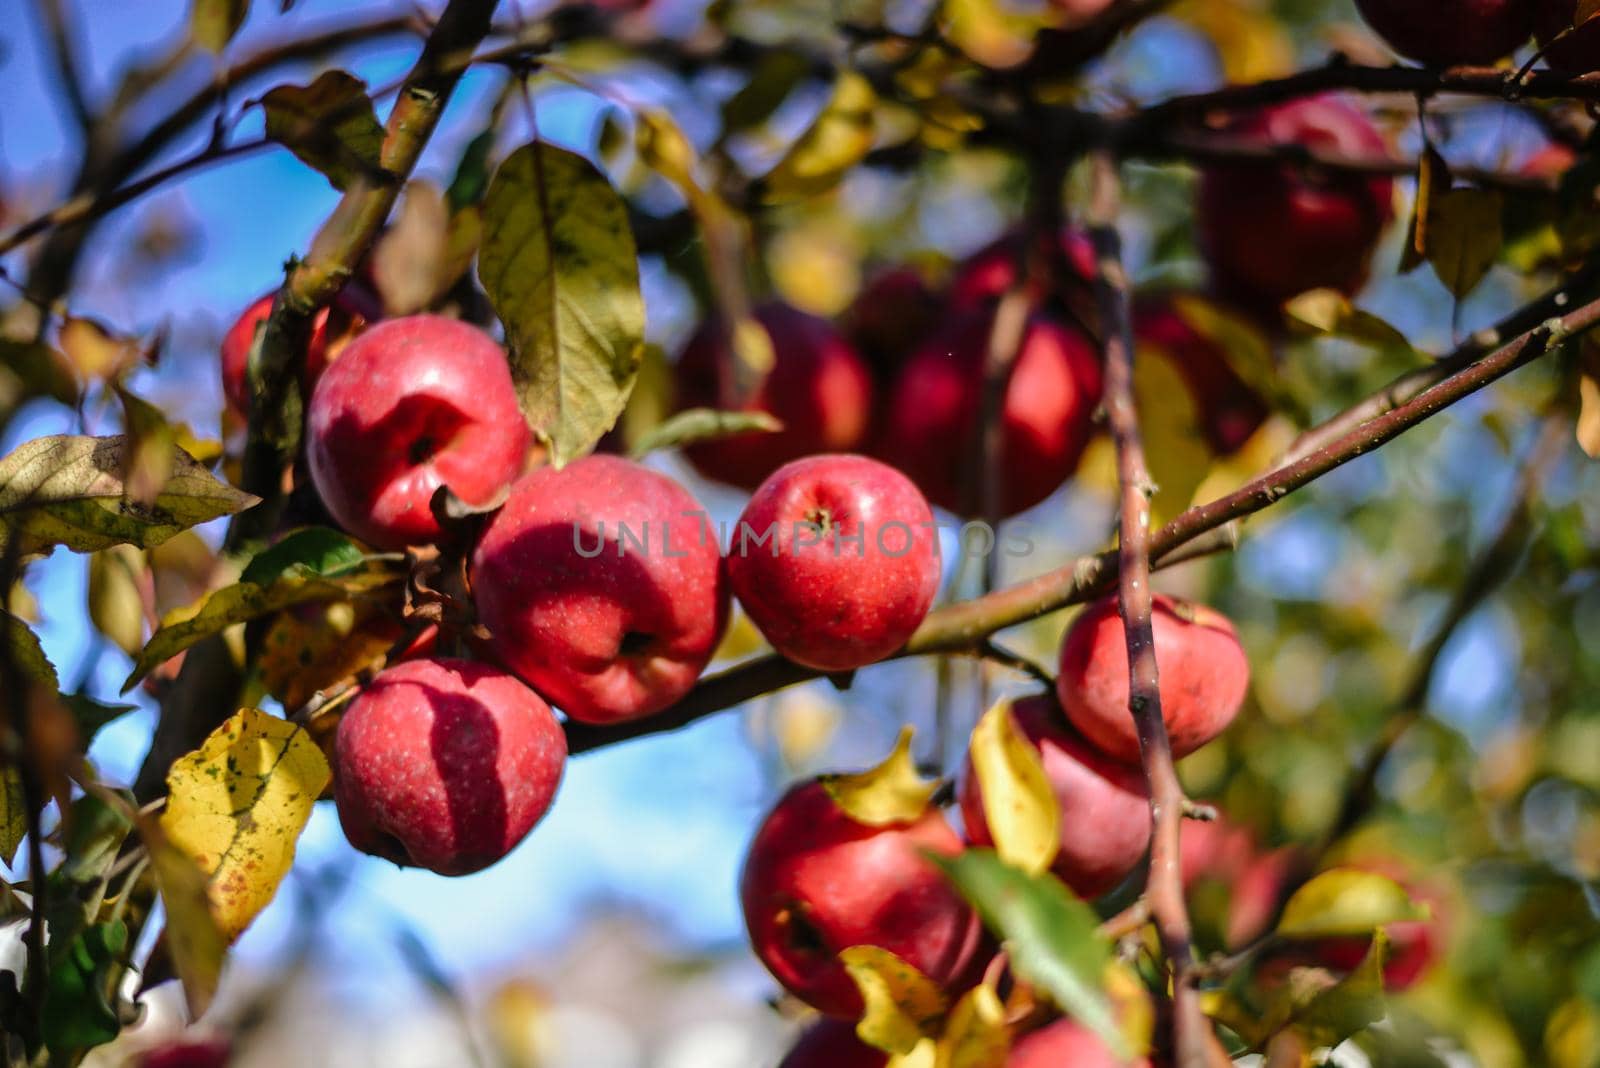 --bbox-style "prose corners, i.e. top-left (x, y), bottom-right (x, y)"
top-left (847, 267), bottom-right (943, 378)
top-left (778, 1019), bottom-right (886, 1068)
top-left (334, 657), bottom-right (566, 876)
top-left (220, 285), bottom-right (380, 418)
top-left (1535, 0), bottom-right (1600, 72)
top-left (1056, 594), bottom-right (1250, 765)
top-left (470, 454), bottom-right (728, 724)
top-left (875, 312), bottom-right (1103, 516)
top-left (1354, 0), bottom-right (1532, 66)
top-left (1197, 97), bottom-right (1395, 309)
top-left (1133, 295), bottom-right (1269, 456)
top-left (957, 694), bottom-right (1150, 898)
top-left (741, 779), bottom-right (983, 1017)
top-left (139, 1039), bottom-right (233, 1068)
top-left (306, 314), bottom-right (529, 550)
top-left (1304, 862), bottom-right (1445, 990)
top-left (727, 454), bottom-right (940, 672)
top-left (675, 302), bottom-right (874, 490)
top-left (1008, 1019), bottom-right (1149, 1067)
top-left (949, 228), bottom-right (1098, 311)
